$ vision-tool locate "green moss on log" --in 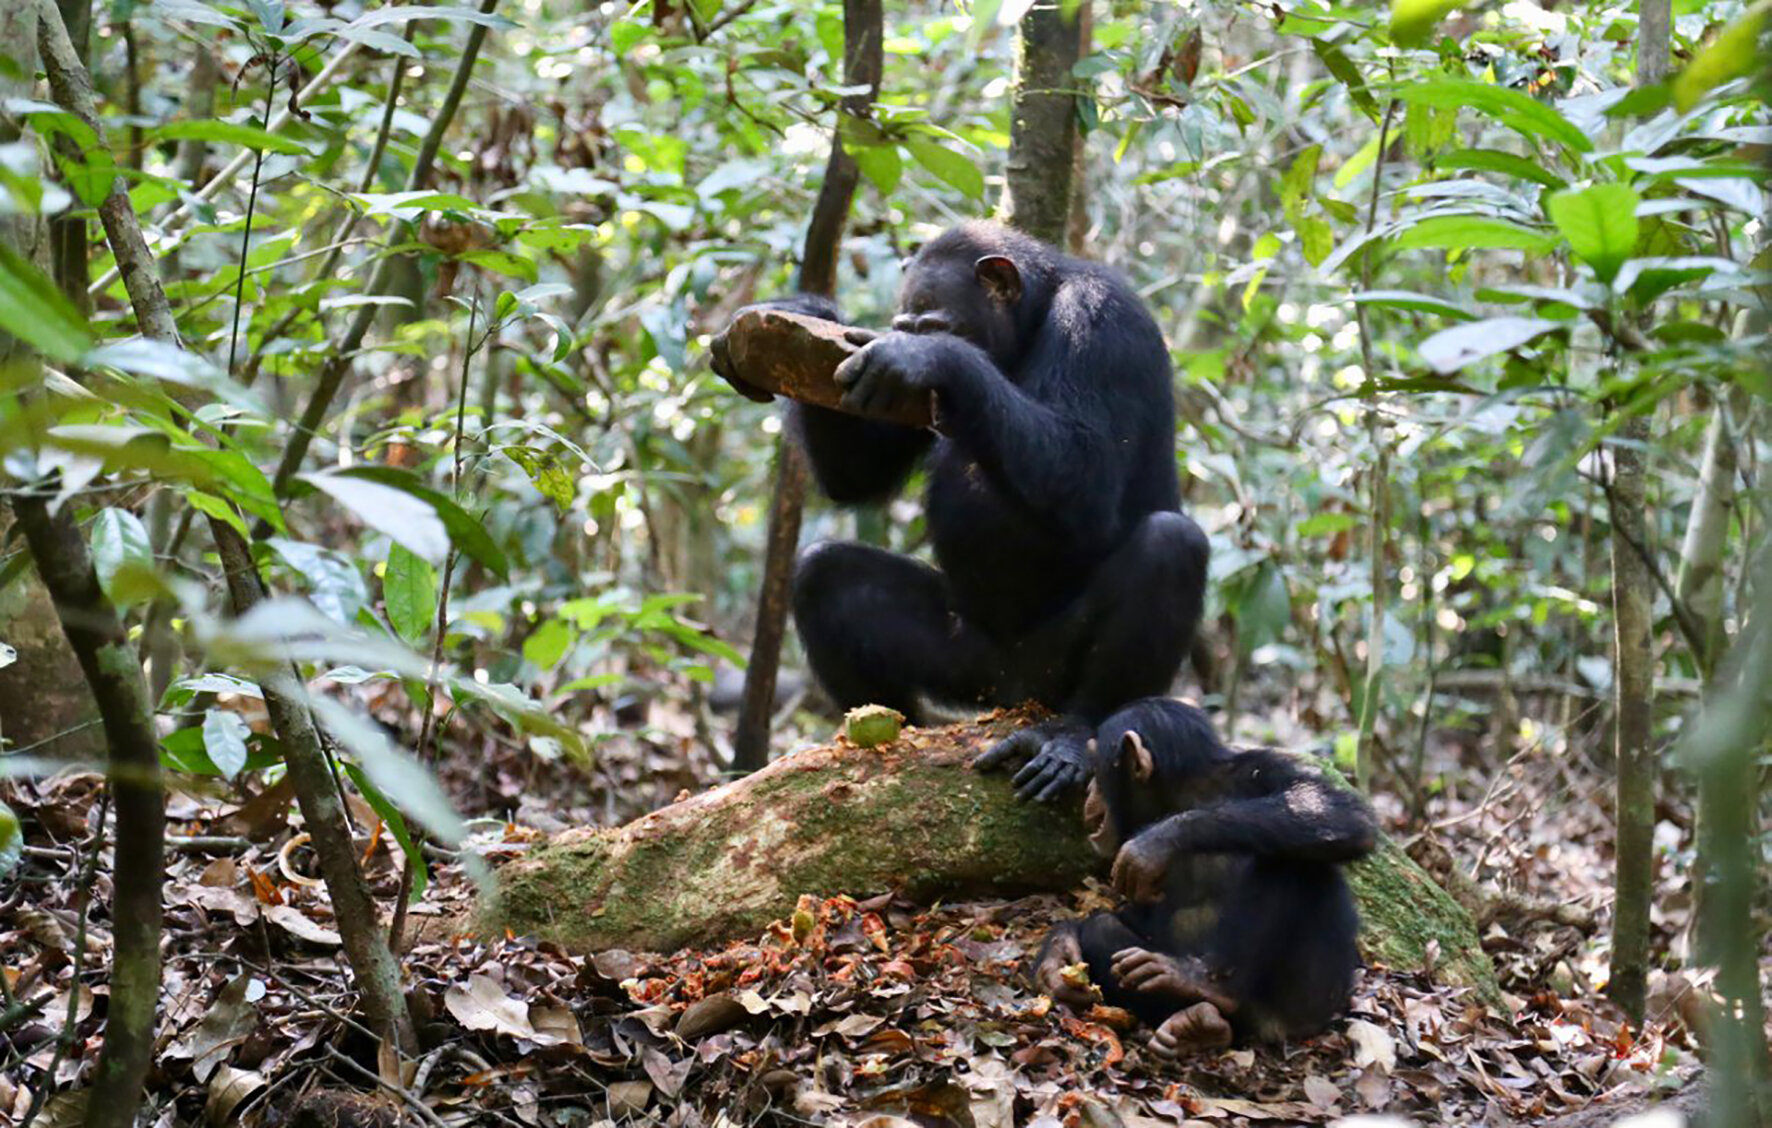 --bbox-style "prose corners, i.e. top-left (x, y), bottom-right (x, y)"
top-left (488, 711), bottom-right (1497, 1003)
